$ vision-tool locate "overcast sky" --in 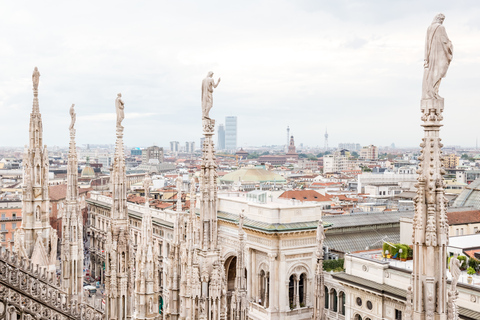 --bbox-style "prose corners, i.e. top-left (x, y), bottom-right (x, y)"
top-left (1, 0), bottom-right (479, 150)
